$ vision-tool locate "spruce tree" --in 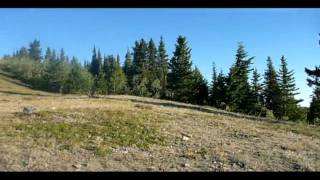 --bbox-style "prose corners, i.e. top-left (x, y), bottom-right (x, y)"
top-left (212, 70), bottom-right (228, 109)
top-left (89, 47), bottom-right (104, 96)
top-left (123, 49), bottom-right (133, 91)
top-left (191, 67), bottom-right (208, 105)
top-left (45, 48), bottom-right (52, 61)
top-left (209, 61), bottom-right (218, 106)
top-left (109, 58), bottom-right (127, 94)
top-left (95, 49), bottom-right (106, 94)
top-left (264, 56), bottom-right (282, 118)
top-left (168, 36), bottom-right (193, 103)
top-left (147, 38), bottom-right (158, 93)
top-left (305, 66), bottom-right (320, 124)
top-left (64, 57), bottom-right (93, 94)
top-left (28, 39), bottom-right (42, 61)
top-left (59, 48), bottom-right (67, 62)
top-left (90, 47), bottom-right (98, 77)
top-left (132, 39), bottom-right (150, 96)
top-left (18, 47), bottom-right (29, 58)
top-left (132, 39), bottom-right (148, 76)
top-left (157, 36), bottom-right (169, 98)
top-left (250, 68), bottom-right (264, 116)
top-left (51, 49), bottom-right (57, 62)
top-left (278, 55), bottom-right (301, 120)
top-left (226, 43), bottom-right (254, 113)
top-left (252, 68), bottom-right (264, 104)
